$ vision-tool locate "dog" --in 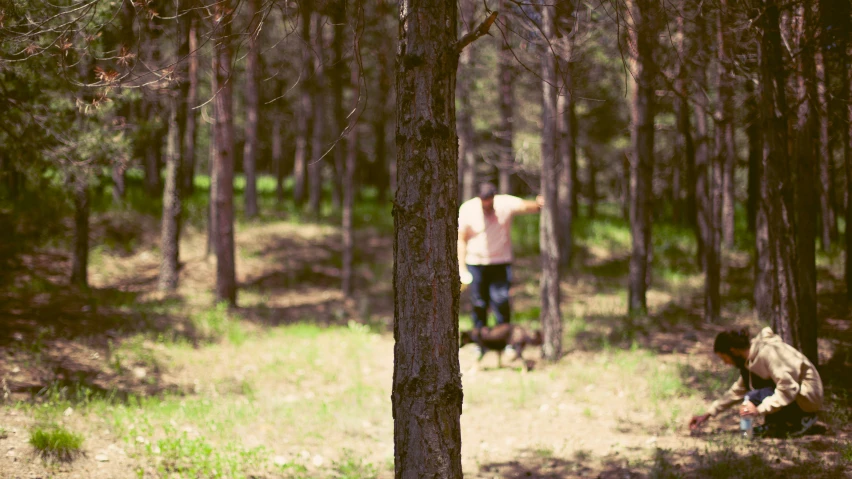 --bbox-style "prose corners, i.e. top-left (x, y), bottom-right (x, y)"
top-left (459, 323), bottom-right (543, 370)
